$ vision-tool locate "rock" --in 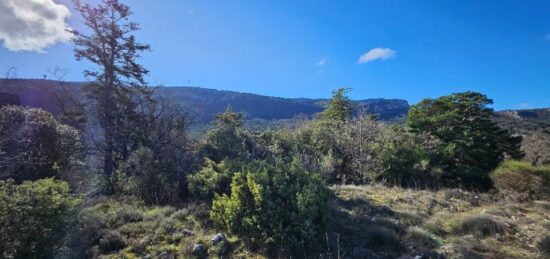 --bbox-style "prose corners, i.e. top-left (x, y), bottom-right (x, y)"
top-left (192, 243), bottom-right (207, 256)
top-left (210, 232), bottom-right (227, 245)
top-left (159, 251), bottom-right (169, 258)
